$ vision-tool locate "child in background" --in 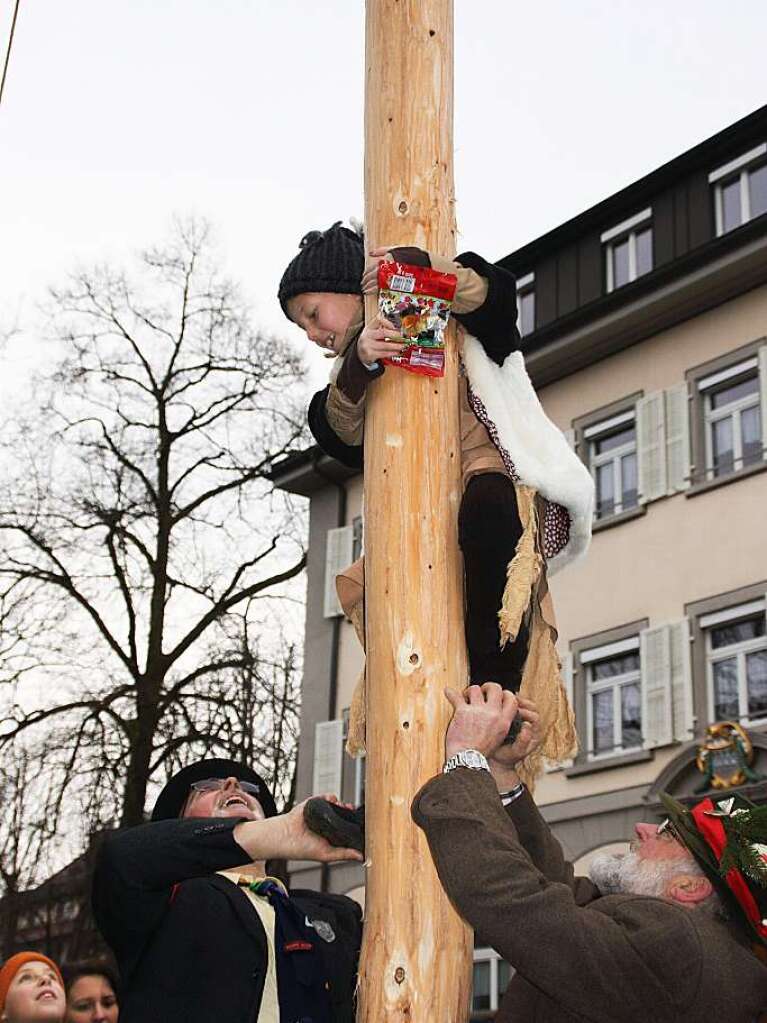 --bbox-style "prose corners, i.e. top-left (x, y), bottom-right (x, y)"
top-left (0, 952), bottom-right (66, 1023)
top-left (278, 223), bottom-right (594, 781)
